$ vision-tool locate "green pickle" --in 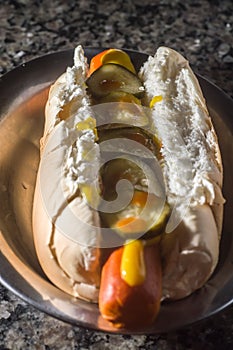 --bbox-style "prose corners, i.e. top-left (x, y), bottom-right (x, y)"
top-left (99, 156), bottom-right (170, 241)
top-left (87, 56), bottom-right (170, 241)
top-left (86, 63), bottom-right (145, 98)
